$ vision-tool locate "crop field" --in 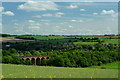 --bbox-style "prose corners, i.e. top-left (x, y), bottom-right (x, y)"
top-left (1, 64), bottom-right (118, 78)
top-left (1, 37), bottom-right (34, 42)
